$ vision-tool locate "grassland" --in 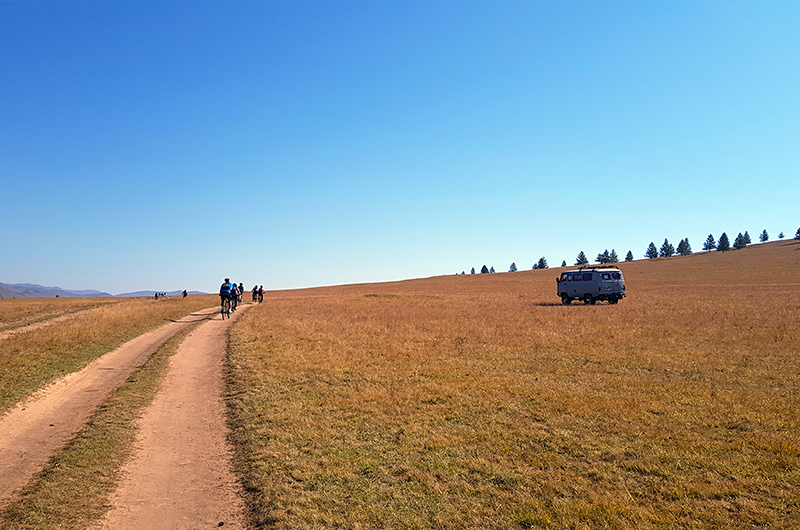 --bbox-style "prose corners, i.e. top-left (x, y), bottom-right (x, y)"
top-left (0, 294), bottom-right (218, 415)
top-left (0, 297), bottom-right (123, 331)
top-left (0, 322), bottom-right (199, 530)
top-left (226, 241), bottom-right (799, 529)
